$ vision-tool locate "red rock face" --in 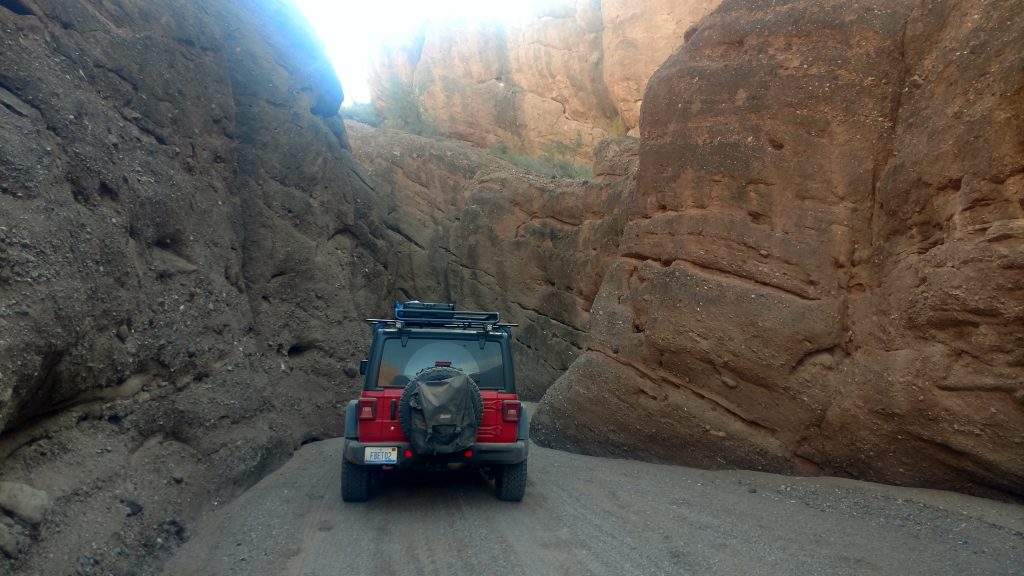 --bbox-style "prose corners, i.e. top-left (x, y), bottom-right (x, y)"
top-left (601, 0), bottom-right (722, 132)
top-left (533, 0), bottom-right (1024, 499)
